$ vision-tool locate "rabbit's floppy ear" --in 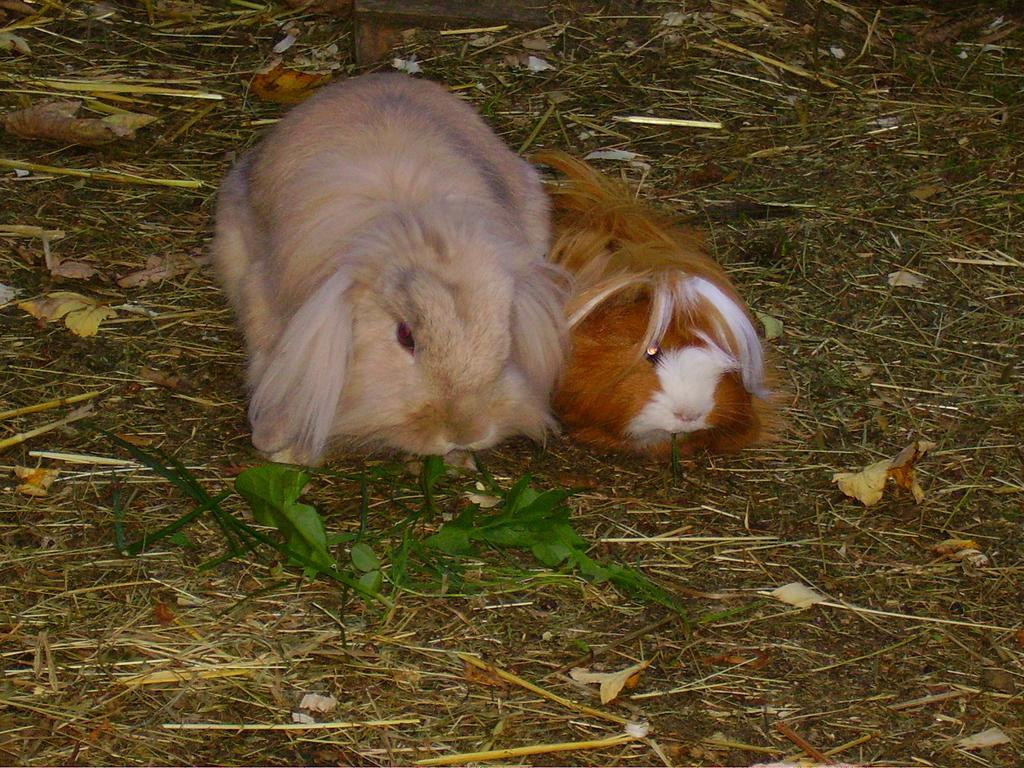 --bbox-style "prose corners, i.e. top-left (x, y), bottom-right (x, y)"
top-left (511, 261), bottom-right (571, 392)
top-left (249, 268), bottom-right (353, 463)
